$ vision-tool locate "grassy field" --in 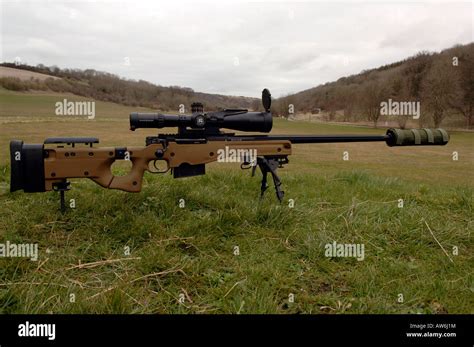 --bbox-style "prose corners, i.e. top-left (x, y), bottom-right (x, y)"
top-left (0, 89), bottom-right (472, 313)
